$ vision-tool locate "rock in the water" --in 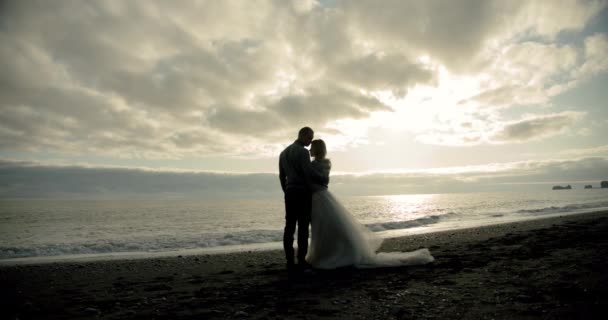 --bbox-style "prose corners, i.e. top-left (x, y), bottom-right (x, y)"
top-left (552, 185), bottom-right (572, 190)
